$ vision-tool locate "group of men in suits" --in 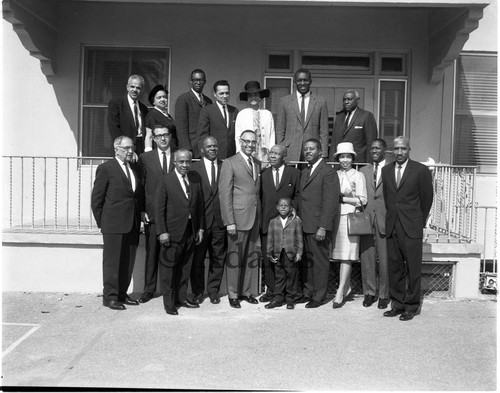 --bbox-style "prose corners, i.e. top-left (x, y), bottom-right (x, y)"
top-left (96, 68), bottom-right (433, 319)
